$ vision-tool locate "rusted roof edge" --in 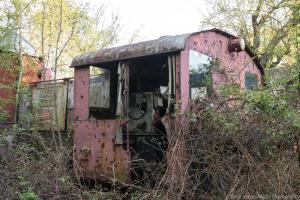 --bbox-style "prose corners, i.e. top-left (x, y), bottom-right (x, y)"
top-left (70, 33), bottom-right (192, 67)
top-left (70, 28), bottom-right (264, 76)
top-left (71, 49), bottom-right (183, 67)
